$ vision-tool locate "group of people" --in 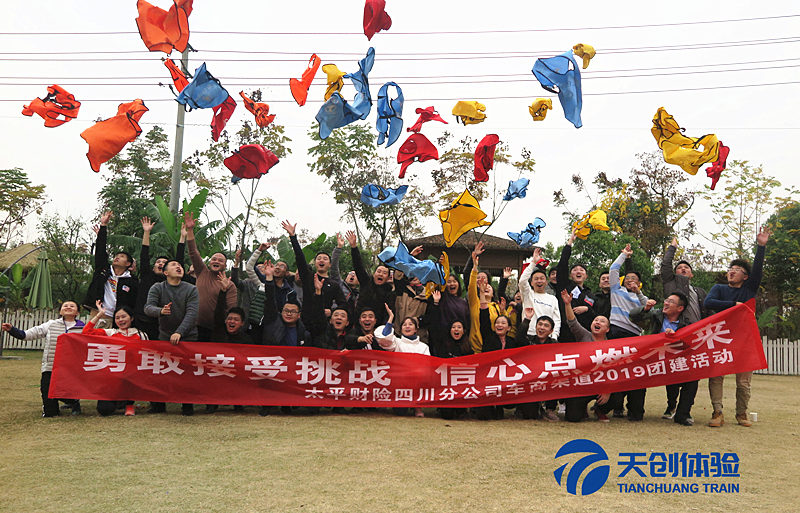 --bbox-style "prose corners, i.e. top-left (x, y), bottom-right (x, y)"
top-left (1, 209), bottom-right (771, 426)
